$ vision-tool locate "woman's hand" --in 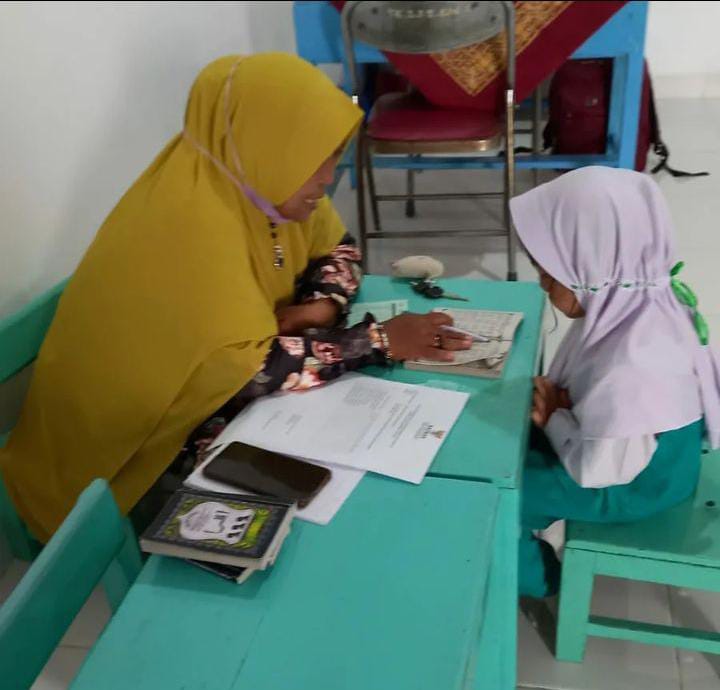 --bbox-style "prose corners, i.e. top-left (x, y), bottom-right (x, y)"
top-left (532, 376), bottom-right (571, 427)
top-left (382, 312), bottom-right (472, 362)
top-left (276, 299), bottom-right (340, 335)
